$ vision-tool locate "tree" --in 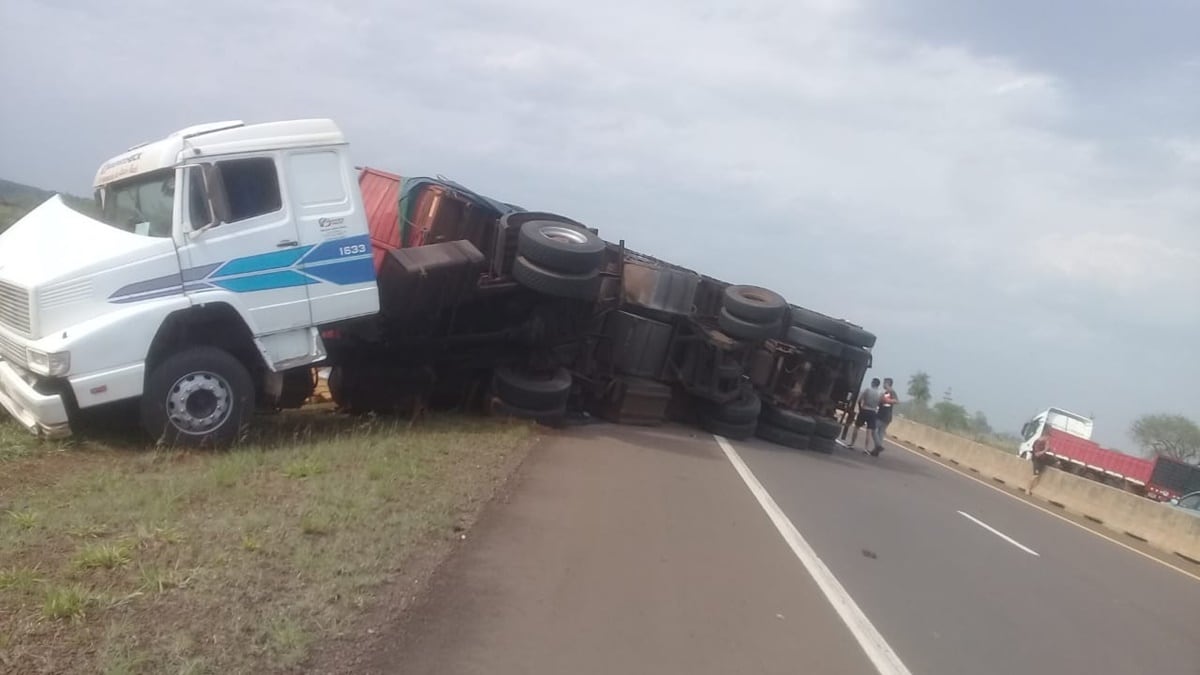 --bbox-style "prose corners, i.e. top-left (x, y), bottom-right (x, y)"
top-left (1131, 414), bottom-right (1200, 463)
top-left (932, 400), bottom-right (970, 432)
top-left (907, 372), bottom-right (931, 407)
